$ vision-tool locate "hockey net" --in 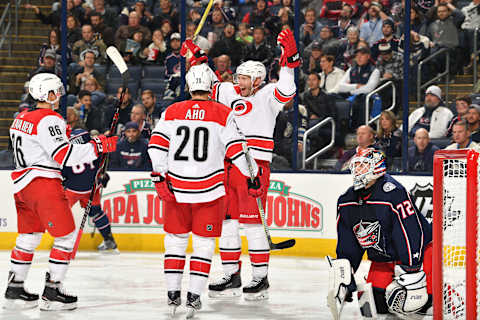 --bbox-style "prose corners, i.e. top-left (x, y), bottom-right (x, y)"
top-left (433, 149), bottom-right (479, 320)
